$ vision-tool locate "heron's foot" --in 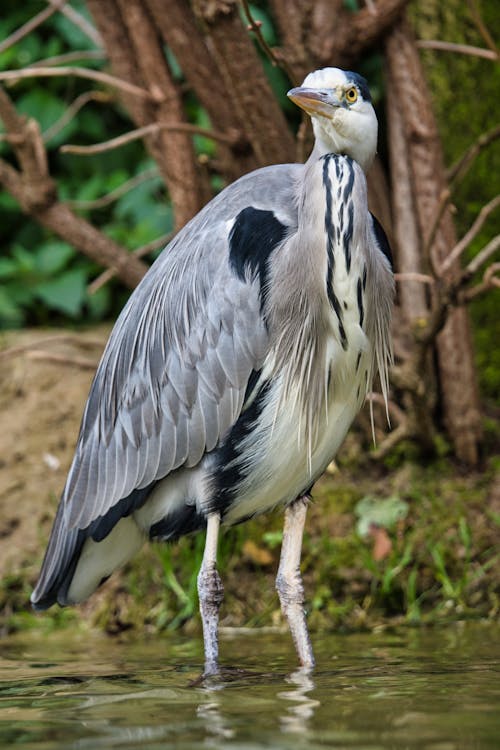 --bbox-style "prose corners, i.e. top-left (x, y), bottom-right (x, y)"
top-left (276, 498), bottom-right (315, 669)
top-left (198, 562), bottom-right (224, 675)
top-left (276, 568), bottom-right (315, 669)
